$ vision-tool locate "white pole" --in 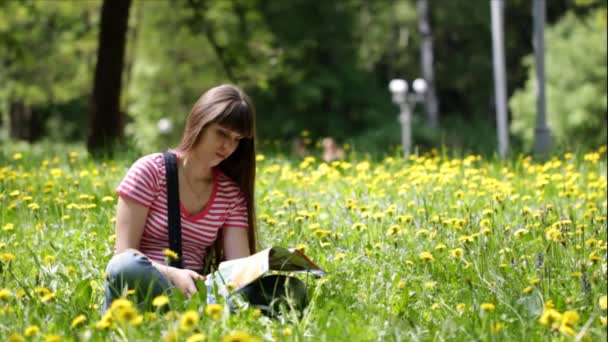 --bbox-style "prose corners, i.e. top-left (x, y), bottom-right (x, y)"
top-left (399, 103), bottom-right (412, 158)
top-left (491, 0), bottom-right (509, 158)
